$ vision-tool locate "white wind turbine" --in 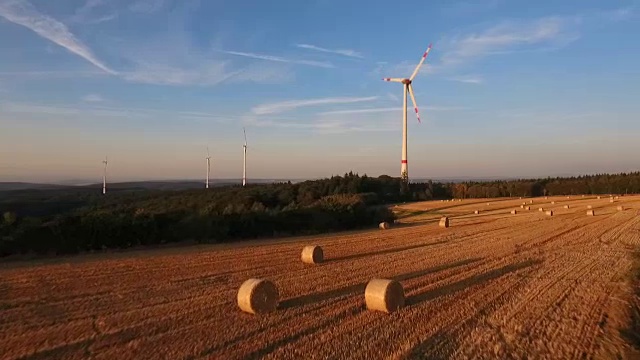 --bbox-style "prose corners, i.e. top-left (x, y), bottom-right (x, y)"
top-left (383, 43), bottom-right (432, 183)
top-left (242, 128), bottom-right (247, 187)
top-left (205, 147), bottom-right (211, 189)
top-left (102, 156), bottom-right (108, 195)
